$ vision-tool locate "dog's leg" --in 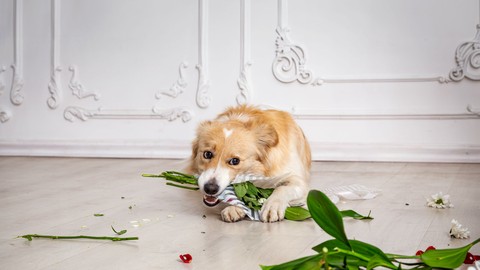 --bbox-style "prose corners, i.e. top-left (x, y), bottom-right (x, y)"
top-left (221, 205), bottom-right (246, 222)
top-left (260, 176), bottom-right (307, 222)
